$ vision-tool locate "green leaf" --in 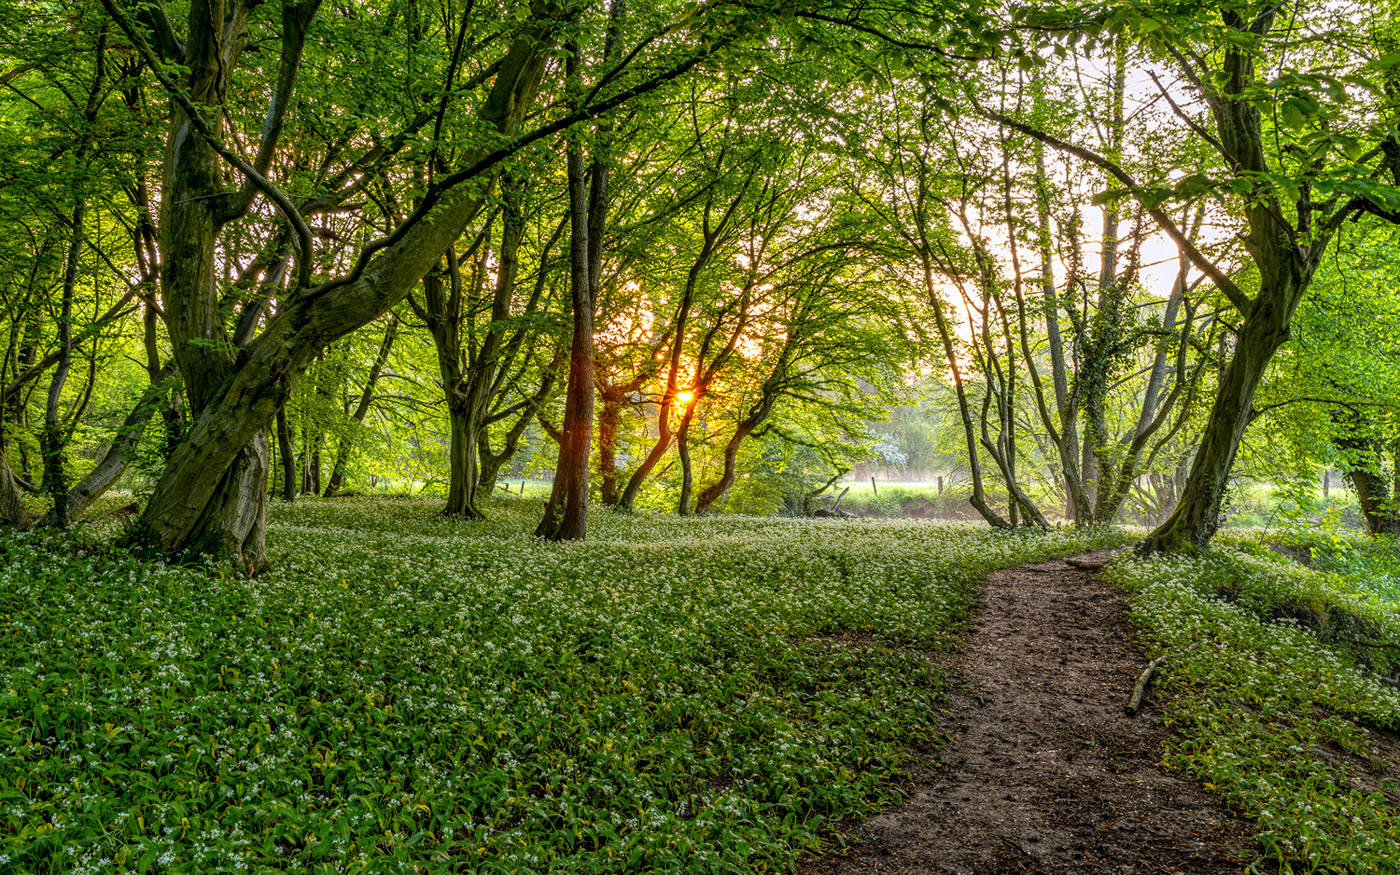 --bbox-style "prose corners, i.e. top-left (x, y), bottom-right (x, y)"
top-left (1091, 186), bottom-right (1129, 206)
top-left (1280, 98), bottom-right (1307, 130)
top-left (1173, 173), bottom-right (1215, 197)
top-left (1370, 50), bottom-right (1400, 71)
